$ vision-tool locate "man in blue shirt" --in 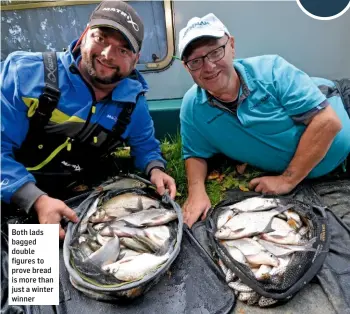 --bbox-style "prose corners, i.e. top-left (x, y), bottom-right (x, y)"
top-left (1, 0), bottom-right (176, 238)
top-left (178, 13), bottom-right (350, 227)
